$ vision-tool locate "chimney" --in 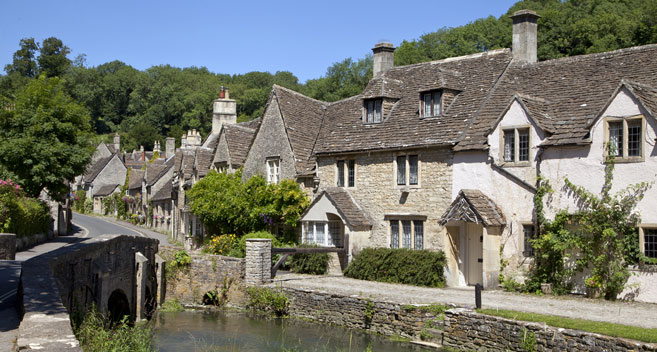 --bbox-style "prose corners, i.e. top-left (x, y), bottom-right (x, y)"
top-left (154, 140), bottom-right (161, 154)
top-left (212, 86), bottom-right (237, 135)
top-left (139, 145), bottom-right (145, 161)
top-left (165, 137), bottom-right (175, 159)
top-left (181, 133), bottom-right (187, 148)
top-left (113, 132), bottom-right (120, 152)
top-left (372, 42), bottom-right (395, 78)
top-left (186, 129), bottom-right (202, 147)
top-left (511, 10), bottom-right (540, 64)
